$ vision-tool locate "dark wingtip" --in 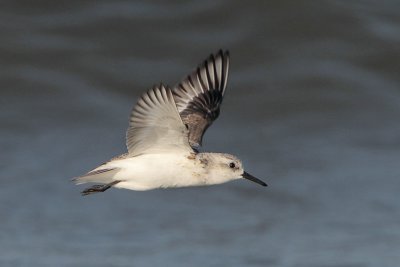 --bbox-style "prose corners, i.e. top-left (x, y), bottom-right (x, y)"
top-left (216, 49), bottom-right (229, 58)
